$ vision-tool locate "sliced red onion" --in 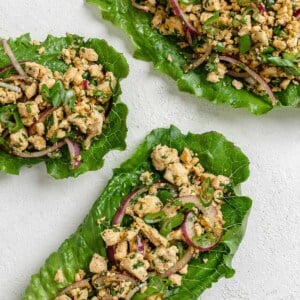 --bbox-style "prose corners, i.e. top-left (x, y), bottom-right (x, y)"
top-left (82, 79), bottom-right (88, 90)
top-left (178, 195), bottom-right (218, 219)
top-left (112, 187), bottom-right (148, 225)
top-left (65, 138), bottom-right (81, 169)
top-left (184, 44), bottom-right (212, 73)
top-left (170, 0), bottom-right (198, 35)
top-left (219, 55), bottom-right (277, 105)
top-left (131, 0), bottom-right (150, 12)
top-left (28, 107), bottom-right (58, 136)
top-left (181, 211), bottom-right (221, 251)
top-left (178, 195), bottom-right (204, 212)
top-left (93, 272), bottom-right (137, 287)
top-left (107, 245), bottom-right (116, 264)
top-left (293, 8), bottom-right (300, 17)
top-left (14, 141), bottom-right (66, 158)
top-left (227, 70), bottom-right (249, 78)
top-left (0, 82), bottom-right (21, 93)
top-left (112, 182), bottom-right (176, 226)
top-left (0, 61), bottom-right (28, 75)
top-left (252, 2), bottom-right (265, 13)
top-left (180, 211), bottom-right (196, 248)
top-left (257, 3), bottom-right (266, 13)
top-left (160, 247), bottom-right (194, 278)
top-left (137, 235), bottom-right (144, 254)
top-left (58, 279), bottom-right (90, 296)
top-left (1, 39), bottom-right (26, 76)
